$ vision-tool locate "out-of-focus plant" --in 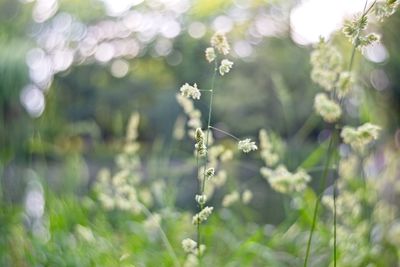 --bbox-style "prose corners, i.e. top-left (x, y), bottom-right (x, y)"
top-left (302, 1), bottom-right (398, 266)
top-left (93, 112), bottom-right (180, 266)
